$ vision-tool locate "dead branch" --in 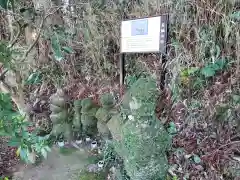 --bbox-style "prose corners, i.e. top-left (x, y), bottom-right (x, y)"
top-left (8, 21), bottom-right (23, 48)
